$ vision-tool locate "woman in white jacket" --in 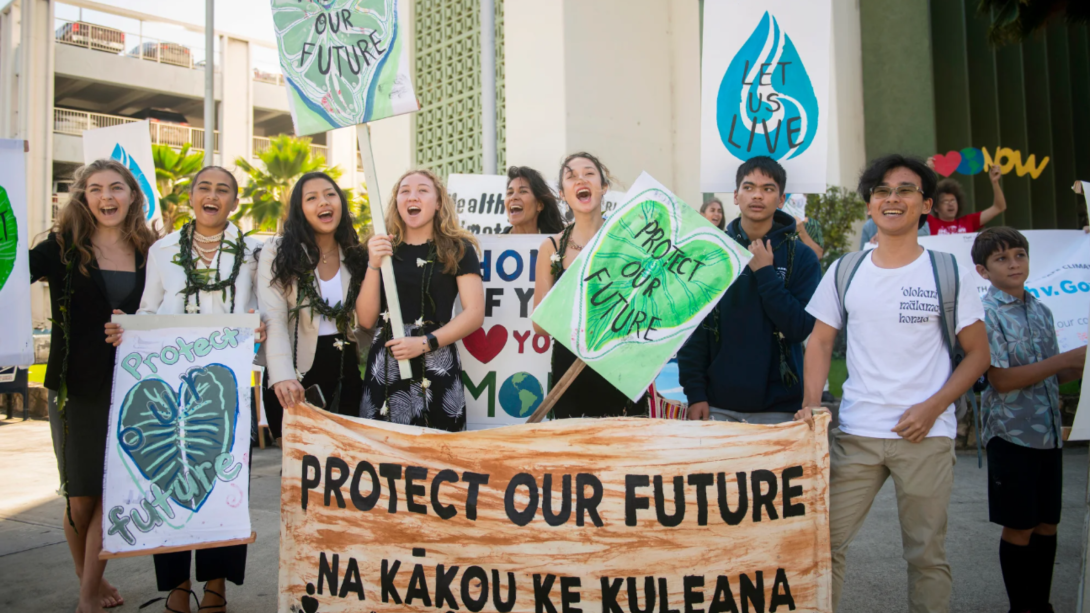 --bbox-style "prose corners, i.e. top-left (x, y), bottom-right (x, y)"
top-left (105, 166), bottom-right (263, 613)
top-left (258, 171), bottom-right (366, 436)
